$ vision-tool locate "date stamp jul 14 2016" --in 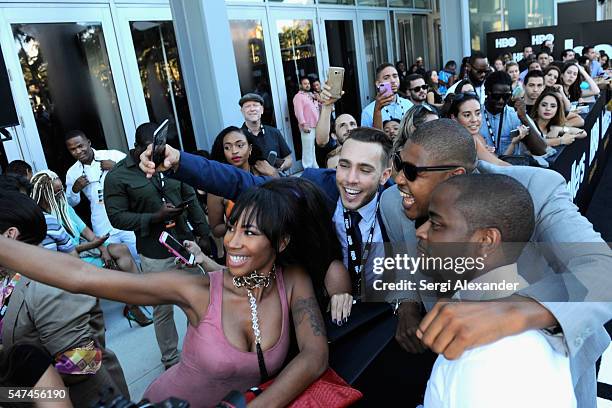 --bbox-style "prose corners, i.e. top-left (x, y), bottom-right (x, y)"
top-left (0, 387), bottom-right (69, 403)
